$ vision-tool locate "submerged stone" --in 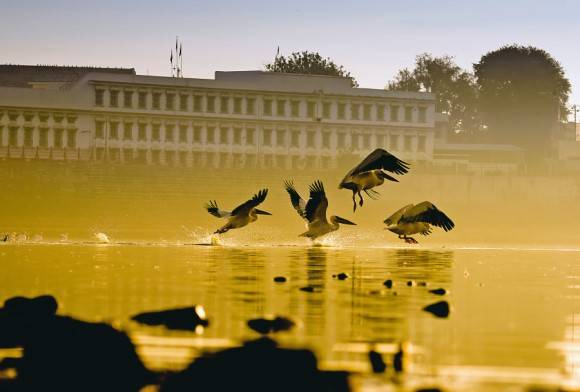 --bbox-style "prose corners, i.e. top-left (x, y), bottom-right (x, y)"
top-left (368, 350), bottom-right (386, 373)
top-left (423, 301), bottom-right (450, 318)
top-left (333, 273), bottom-right (349, 280)
top-left (299, 286), bottom-right (317, 293)
top-left (132, 306), bottom-right (209, 330)
top-left (273, 276), bottom-right (287, 283)
top-left (407, 280), bottom-right (416, 287)
top-left (247, 316), bottom-right (296, 334)
top-left (383, 279), bottom-right (393, 289)
top-left (429, 288), bottom-right (448, 296)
